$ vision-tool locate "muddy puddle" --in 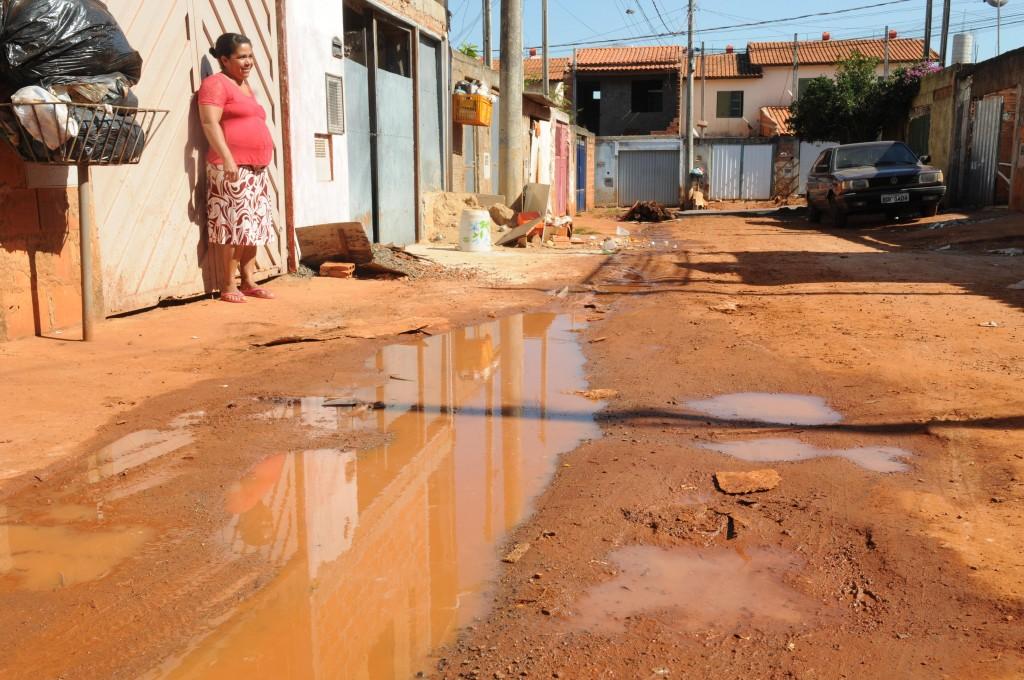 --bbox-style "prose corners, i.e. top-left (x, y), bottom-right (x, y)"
top-left (148, 313), bottom-right (602, 679)
top-left (685, 393), bottom-right (843, 426)
top-left (700, 438), bottom-right (912, 473)
top-left (572, 545), bottom-right (819, 634)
